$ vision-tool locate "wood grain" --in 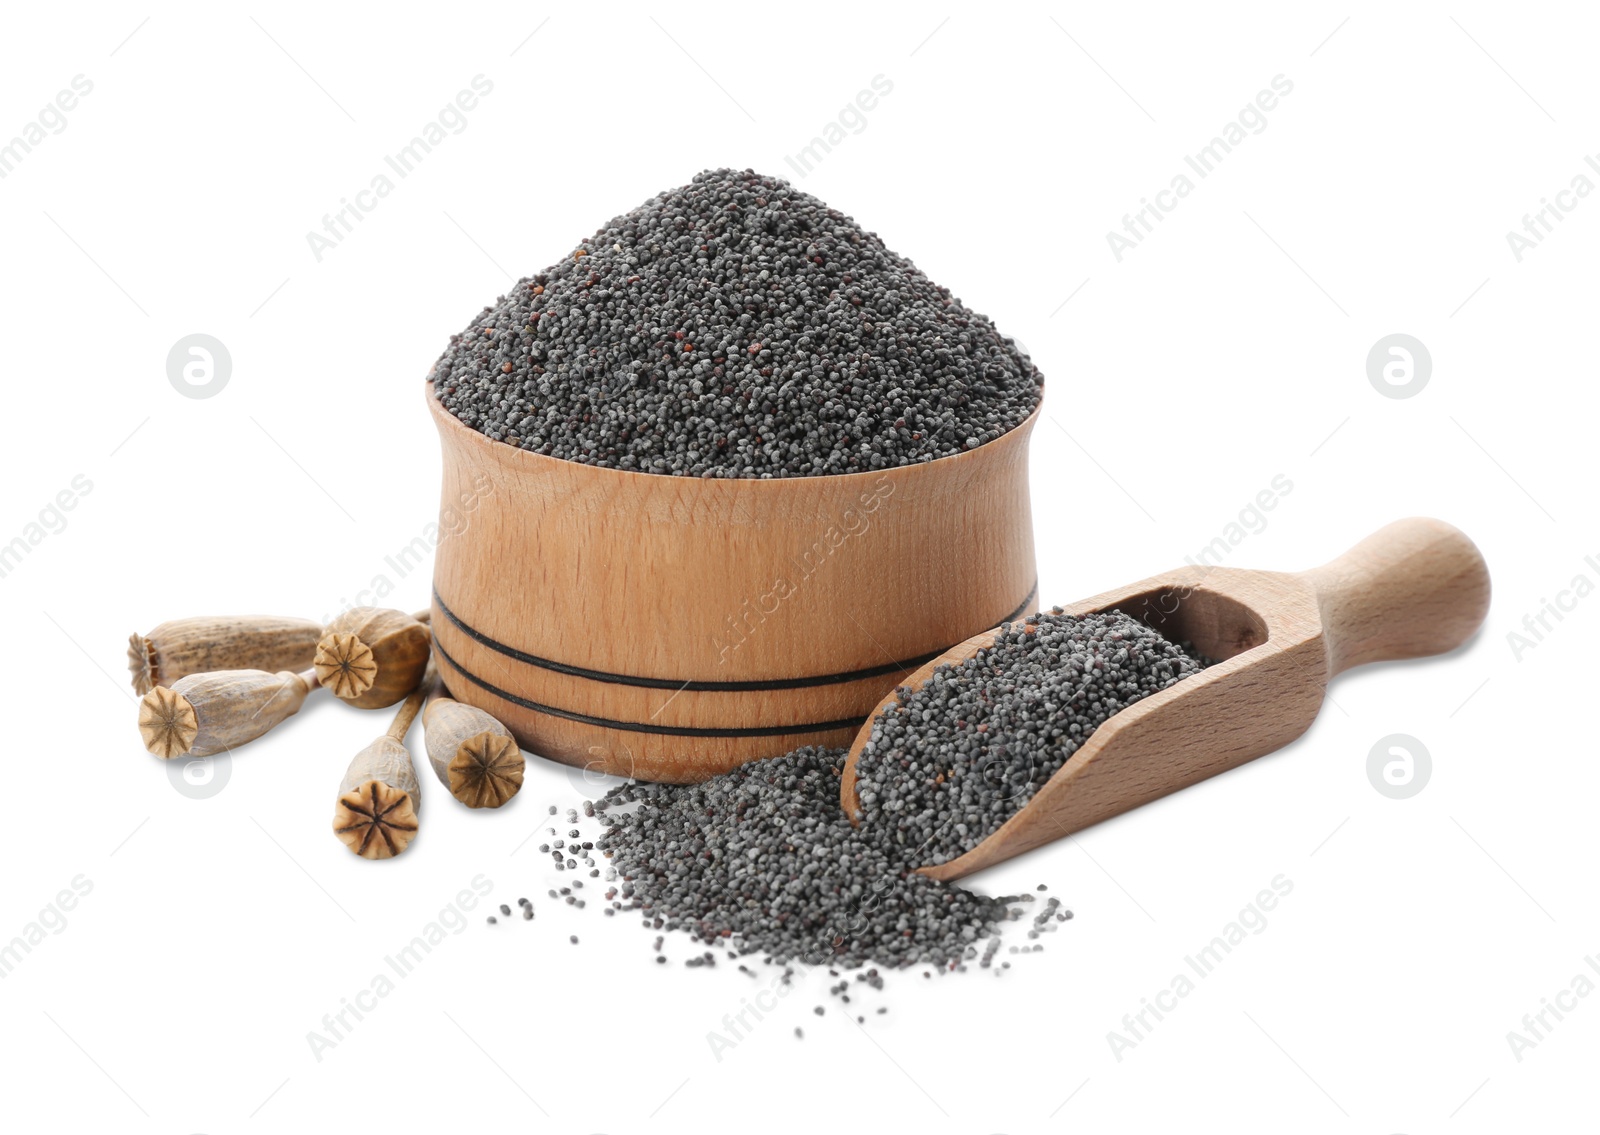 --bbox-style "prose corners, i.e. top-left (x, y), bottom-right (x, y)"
top-left (841, 517), bottom-right (1491, 880)
top-left (426, 382), bottom-right (1040, 782)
